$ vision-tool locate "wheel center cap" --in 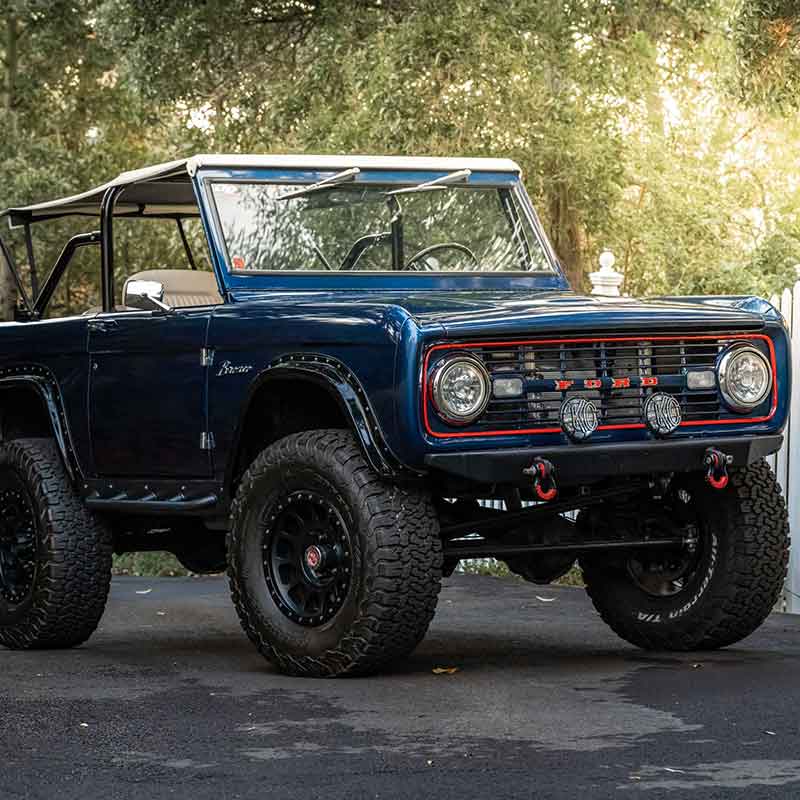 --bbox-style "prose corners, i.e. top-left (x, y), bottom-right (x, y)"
top-left (304, 545), bottom-right (324, 572)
